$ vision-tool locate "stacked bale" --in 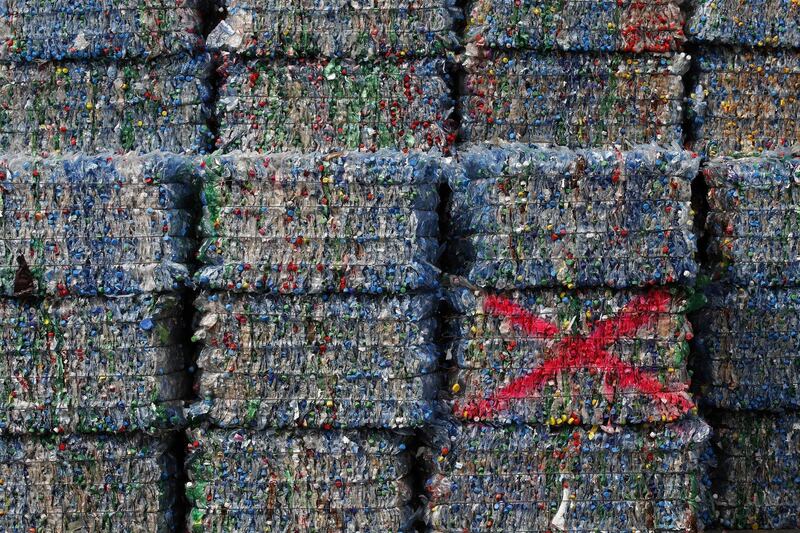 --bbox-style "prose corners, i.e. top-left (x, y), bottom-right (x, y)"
top-left (186, 151), bottom-right (447, 529)
top-left (0, 2), bottom-right (212, 529)
top-left (208, 0), bottom-right (458, 154)
top-left (459, 0), bottom-right (688, 148)
top-left (427, 144), bottom-right (708, 531)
